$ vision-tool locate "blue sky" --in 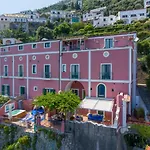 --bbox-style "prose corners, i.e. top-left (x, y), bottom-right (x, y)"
top-left (0, 0), bottom-right (60, 14)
